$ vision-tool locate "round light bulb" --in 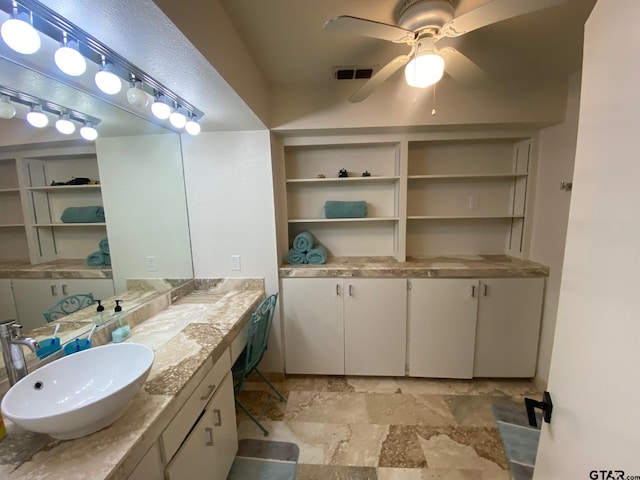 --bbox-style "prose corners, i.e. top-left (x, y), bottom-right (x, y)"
top-left (404, 53), bottom-right (445, 88)
top-left (169, 108), bottom-right (187, 129)
top-left (1, 13), bottom-right (41, 55)
top-left (0, 96), bottom-right (16, 119)
top-left (126, 82), bottom-right (150, 107)
top-left (80, 123), bottom-right (98, 141)
top-left (54, 41), bottom-right (86, 76)
top-left (26, 105), bottom-right (48, 128)
top-left (151, 96), bottom-right (171, 119)
top-left (55, 114), bottom-right (76, 135)
top-left (95, 64), bottom-right (122, 95)
top-left (185, 118), bottom-right (201, 136)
